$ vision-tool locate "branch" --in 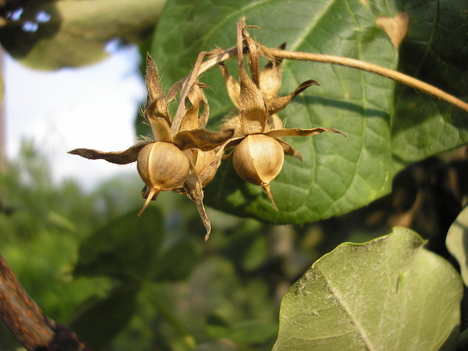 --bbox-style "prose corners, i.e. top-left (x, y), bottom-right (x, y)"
top-left (0, 253), bottom-right (94, 351)
top-left (198, 46), bottom-right (468, 113)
